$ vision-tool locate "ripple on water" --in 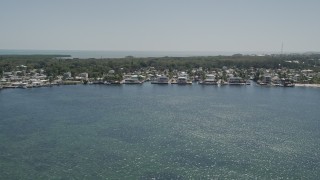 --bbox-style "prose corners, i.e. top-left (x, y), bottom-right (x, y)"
top-left (97, 126), bottom-right (153, 143)
top-left (140, 171), bottom-right (184, 180)
top-left (0, 85), bottom-right (319, 179)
